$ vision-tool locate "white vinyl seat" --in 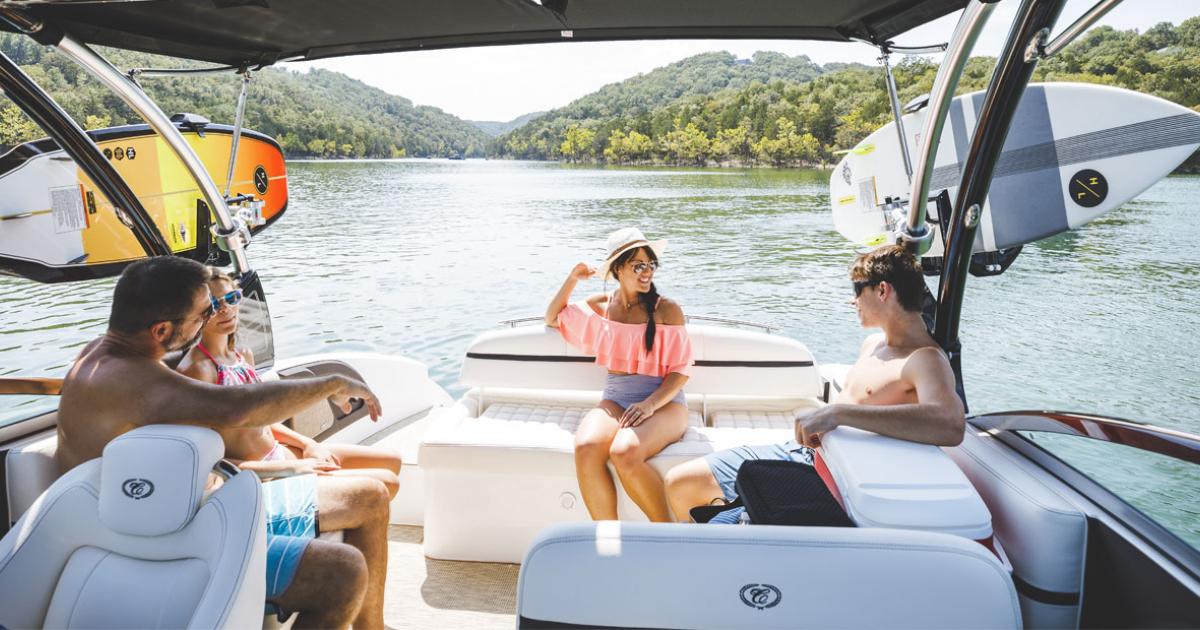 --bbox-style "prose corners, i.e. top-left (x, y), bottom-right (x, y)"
top-left (518, 522), bottom-right (1022, 629)
top-left (947, 429), bottom-right (1088, 628)
top-left (422, 324), bottom-right (828, 562)
top-left (0, 425), bottom-right (266, 629)
top-left (4, 430), bottom-right (58, 527)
